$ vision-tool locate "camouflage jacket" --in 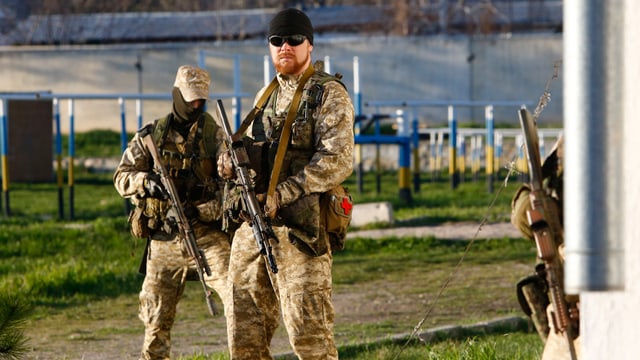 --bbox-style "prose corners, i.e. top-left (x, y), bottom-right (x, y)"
top-left (248, 66), bottom-right (355, 208)
top-left (113, 112), bottom-right (226, 227)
